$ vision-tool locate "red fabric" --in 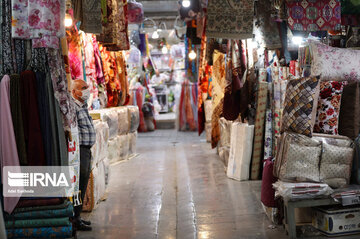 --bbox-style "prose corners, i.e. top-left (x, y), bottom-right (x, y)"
top-left (286, 0), bottom-right (341, 31)
top-left (261, 159), bottom-right (277, 208)
top-left (136, 88), bottom-right (147, 132)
